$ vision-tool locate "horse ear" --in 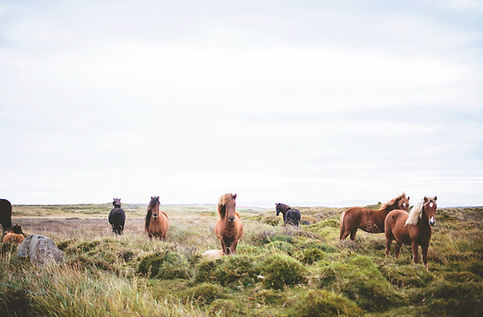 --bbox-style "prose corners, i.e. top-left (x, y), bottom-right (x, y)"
top-left (433, 196), bottom-right (437, 201)
top-left (233, 193), bottom-right (237, 199)
top-left (424, 196), bottom-right (428, 202)
top-left (151, 196), bottom-right (154, 200)
top-left (156, 196), bottom-right (160, 201)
